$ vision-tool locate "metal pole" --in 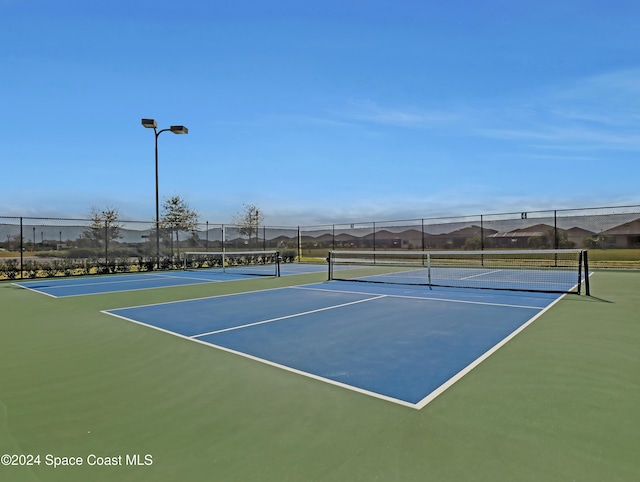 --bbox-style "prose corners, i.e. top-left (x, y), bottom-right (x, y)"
top-left (373, 222), bottom-right (376, 251)
top-left (143, 120), bottom-right (188, 269)
top-left (332, 225), bottom-right (335, 251)
top-left (480, 214), bottom-right (485, 267)
top-left (155, 129), bottom-right (160, 270)
top-left (105, 223), bottom-right (109, 272)
top-left (20, 217), bottom-right (23, 279)
top-left (554, 210), bottom-right (558, 249)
